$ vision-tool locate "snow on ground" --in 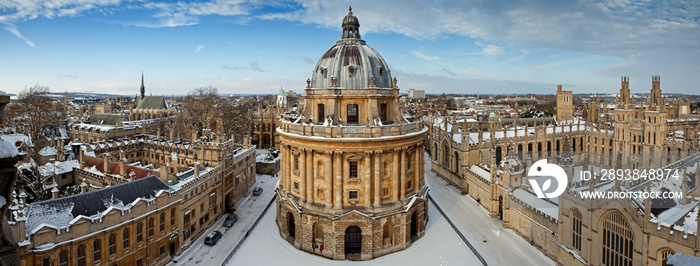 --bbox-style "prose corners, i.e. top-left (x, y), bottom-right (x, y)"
top-left (227, 199), bottom-right (480, 266)
top-left (168, 173), bottom-right (280, 266)
top-left (424, 156), bottom-right (556, 266)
